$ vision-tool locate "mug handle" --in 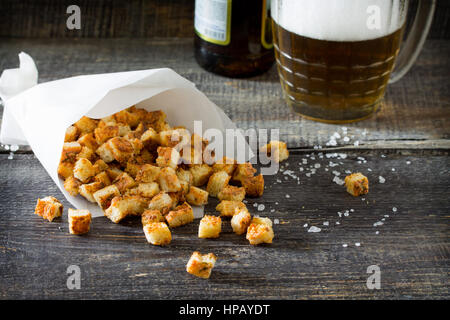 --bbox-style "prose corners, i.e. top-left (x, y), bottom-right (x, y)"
top-left (389, 0), bottom-right (436, 83)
